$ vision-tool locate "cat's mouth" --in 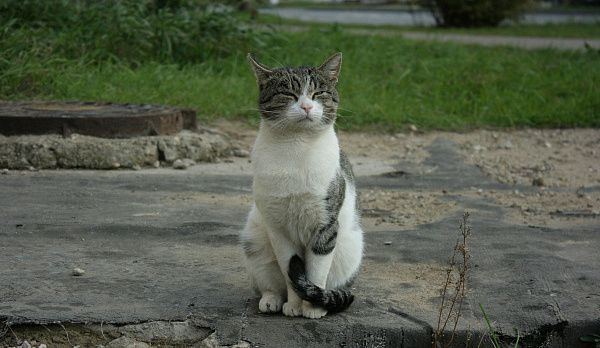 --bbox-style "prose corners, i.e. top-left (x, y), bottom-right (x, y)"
top-left (299, 115), bottom-right (313, 123)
